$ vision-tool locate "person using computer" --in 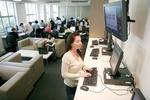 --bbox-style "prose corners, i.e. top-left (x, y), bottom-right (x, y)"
top-left (61, 32), bottom-right (92, 100)
top-left (6, 28), bottom-right (19, 52)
